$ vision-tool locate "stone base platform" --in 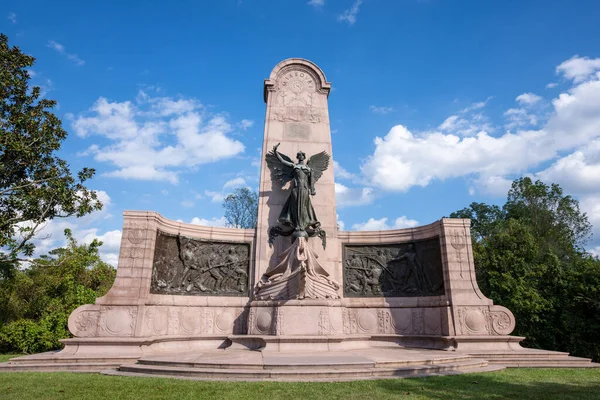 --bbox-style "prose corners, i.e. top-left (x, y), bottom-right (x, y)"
top-left (1, 334), bottom-right (597, 379)
top-left (112, 347), bottom-right (502, 381)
